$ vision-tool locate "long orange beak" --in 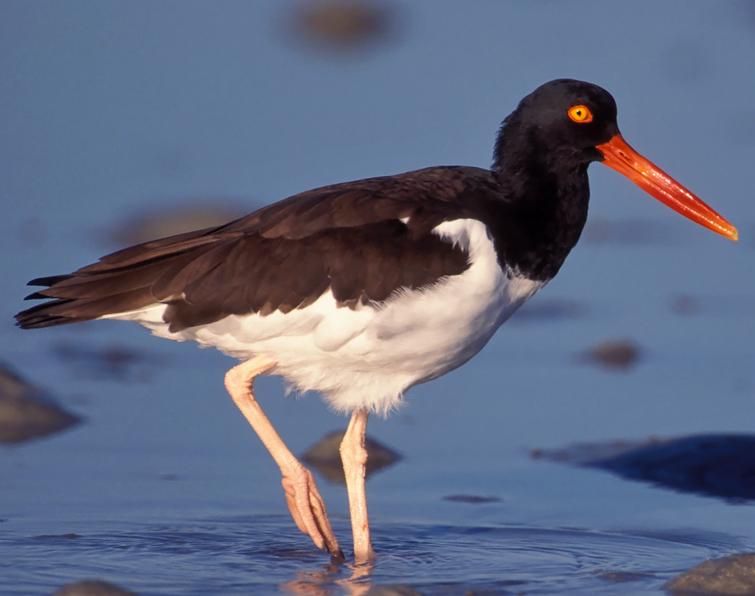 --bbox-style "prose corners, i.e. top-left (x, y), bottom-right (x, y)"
top-left (596, 134), bottom-right (738, 241)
